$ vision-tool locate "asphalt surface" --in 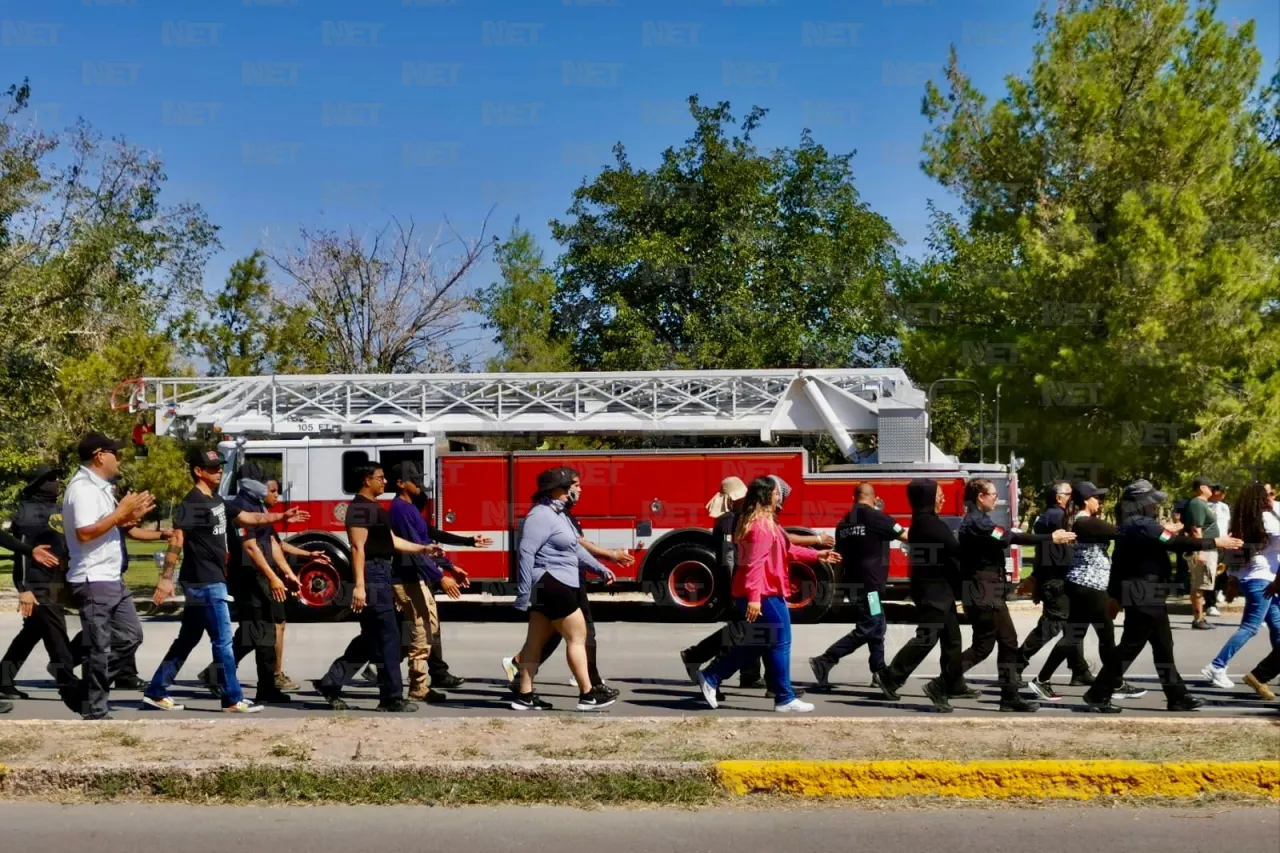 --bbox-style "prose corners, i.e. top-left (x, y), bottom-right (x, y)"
top-left (2, 803), bottom-right (1278, 851)
top-left (2, 603), bottom-right (1277, 718)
